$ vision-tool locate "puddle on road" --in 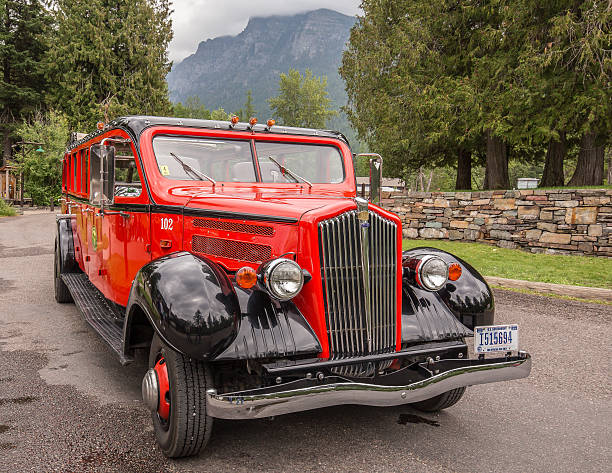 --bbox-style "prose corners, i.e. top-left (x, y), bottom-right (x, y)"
top-left (0, 424), bottom-right (10, 434)
top-left (0, 396), bottom-right (39, 406)
top-left (397, 413), bottom-right (440, 427)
